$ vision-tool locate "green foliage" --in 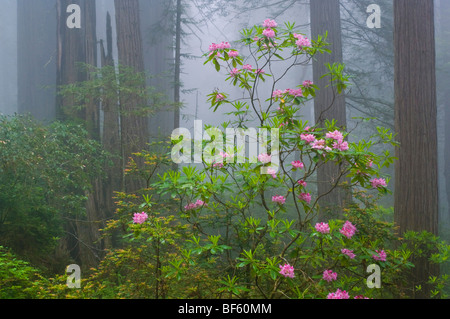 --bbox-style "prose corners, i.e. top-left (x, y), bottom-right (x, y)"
top-left (0, 114), bottom-right (109, 265)
top-left (0, 246), bottom-right (50, 299)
